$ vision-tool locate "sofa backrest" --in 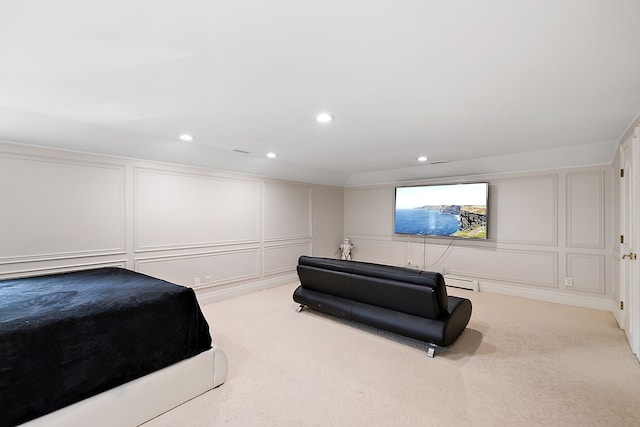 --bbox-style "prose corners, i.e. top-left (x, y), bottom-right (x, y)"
top-left (296, 265), bottom-right (353, 300)
top-left (297, 256), bottom-right (449, 319)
